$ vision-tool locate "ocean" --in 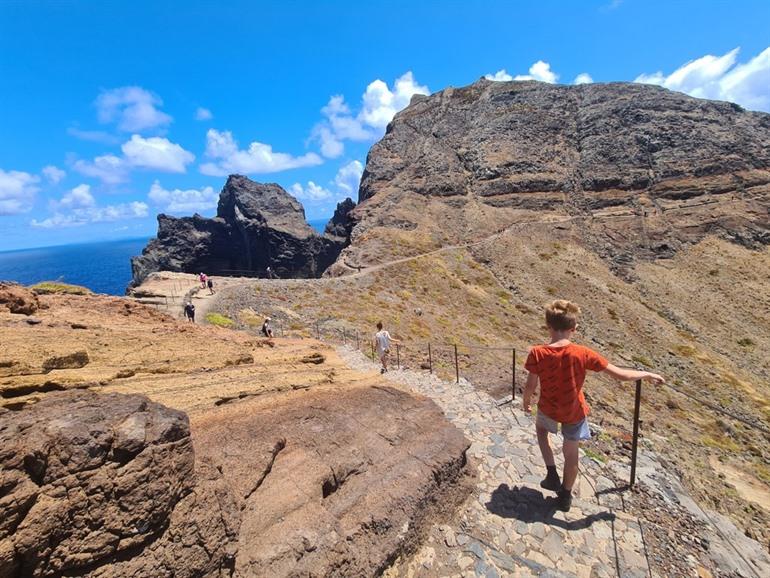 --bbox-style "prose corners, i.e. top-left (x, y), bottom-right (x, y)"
top-left (0, 220), bottom-right (330, 296)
